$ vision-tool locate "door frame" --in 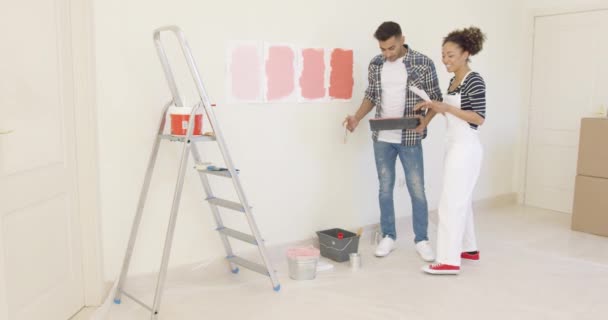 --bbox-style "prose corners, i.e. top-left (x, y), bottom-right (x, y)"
top-left (69, 0), bottom-right (105, 306)
top-left (516, 3), bottom-right (608, 206)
